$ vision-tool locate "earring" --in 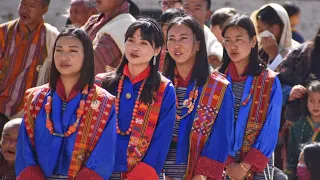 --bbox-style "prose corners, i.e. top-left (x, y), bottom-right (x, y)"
top-left (153, 56), bottom-right (157, 66)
